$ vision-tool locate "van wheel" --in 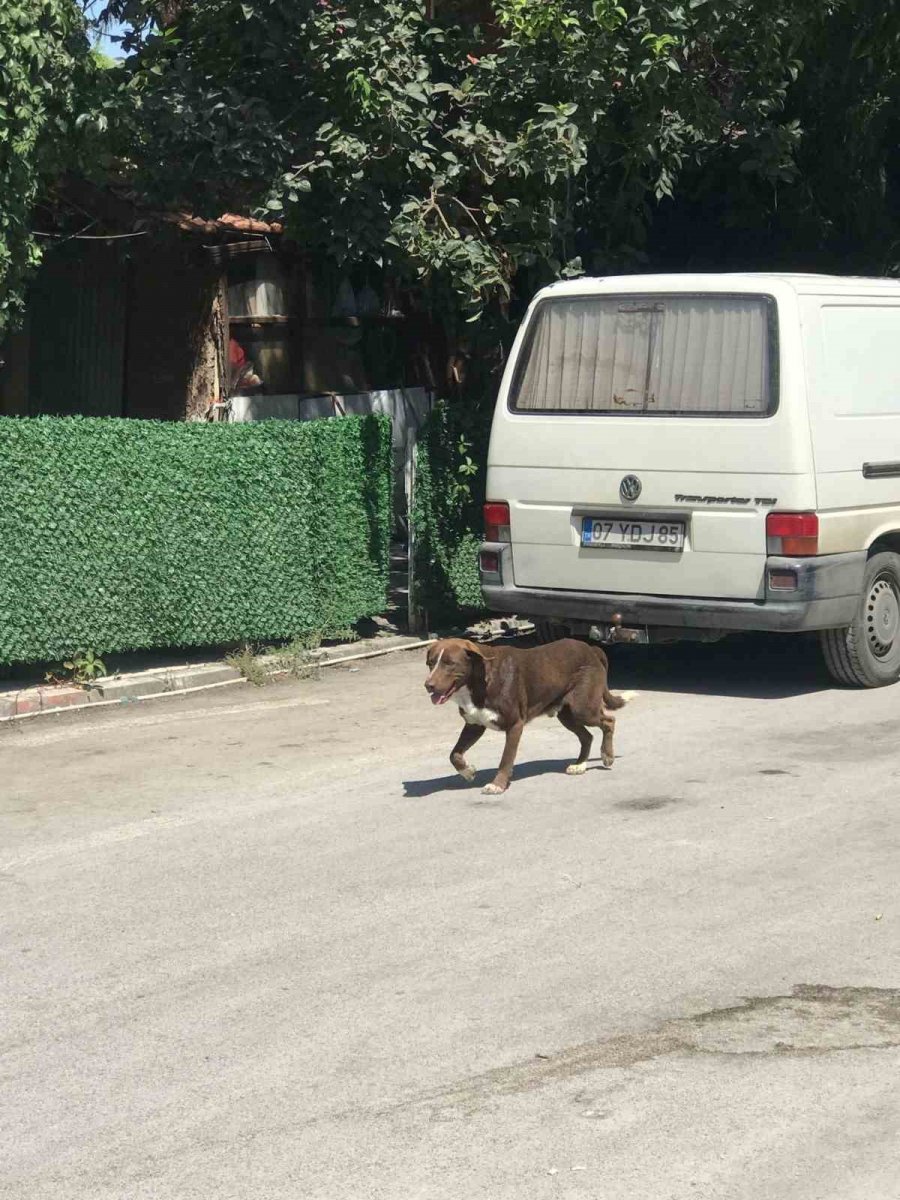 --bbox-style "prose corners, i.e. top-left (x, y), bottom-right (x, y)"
top-left (534, 620), bottom-right (568, 644)
top-left (820, 552), bottom-right (900, 687)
